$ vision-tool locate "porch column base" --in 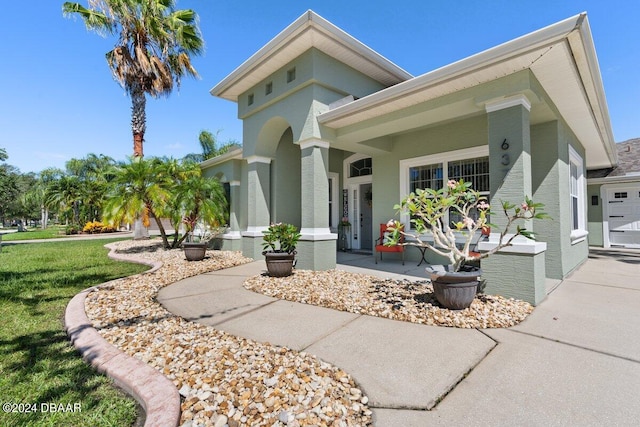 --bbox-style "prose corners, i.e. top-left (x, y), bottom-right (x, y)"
top-left (221, 231), bottom-right (242, 251)
top-left (480, 254), bottom-right (546, 306)
top-left (296, 235), bottom-right (338, 270)
top-left (242, 231), bottom-right (267, 259)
